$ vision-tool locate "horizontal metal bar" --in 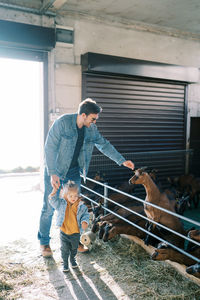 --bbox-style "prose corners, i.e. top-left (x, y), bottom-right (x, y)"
top-left (85, 73), bottom-right (185, 89)
top-left (81, 184), bottom-right (200, 247)
top-left (81, 176), bottom-right (200, 228)
top-left (81, 193), bottom-right (200, 263)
